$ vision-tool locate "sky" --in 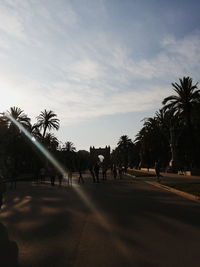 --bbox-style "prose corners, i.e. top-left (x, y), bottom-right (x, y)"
top-left (0, 0), bottom-right (200, 151)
